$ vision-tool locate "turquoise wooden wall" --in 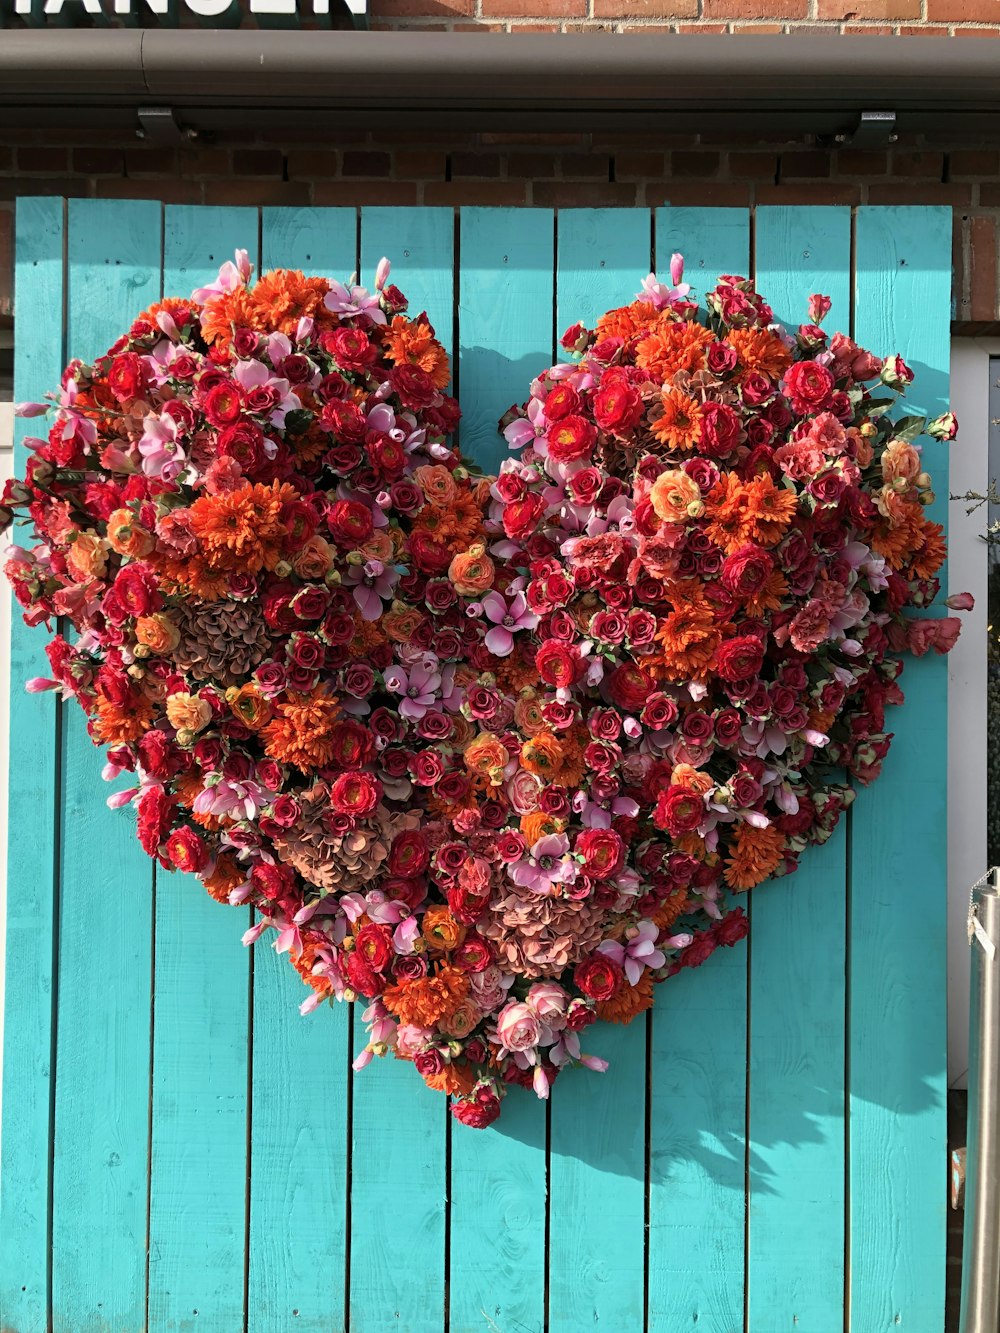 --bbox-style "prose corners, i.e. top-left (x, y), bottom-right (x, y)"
top-left (0, 199), bottom-right (952, 1333)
